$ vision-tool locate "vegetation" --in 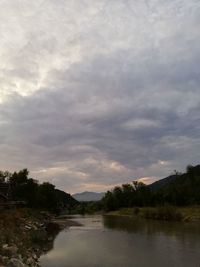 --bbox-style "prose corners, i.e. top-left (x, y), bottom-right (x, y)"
top-left (73, 201), bottom-right (103, 214)
top-left (102, 164), bottom-right (200, 220)
top-left (106, 206), bottom-right (200, 222)
top-left (1, 164), bottom-right (200, 220)
top-left (0, 169), bottom-right (77, 213)
top-left (142, 206), bottom-right (182, 221)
